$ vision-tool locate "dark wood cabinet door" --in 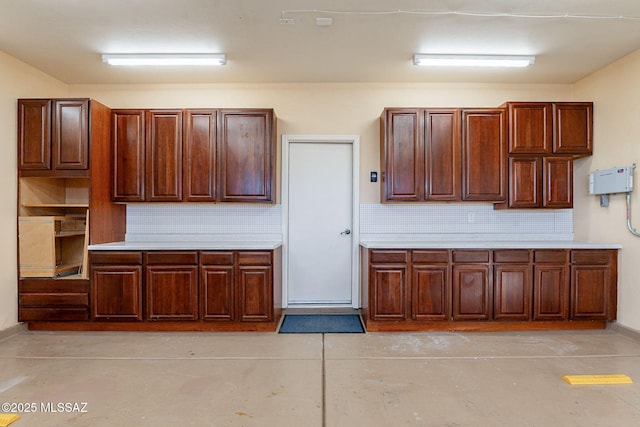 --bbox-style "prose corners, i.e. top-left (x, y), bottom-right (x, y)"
top-left (412, 265), bottom-right (450, 320)
top-left (533, 264), bottom-right (568, 320)
top-left (184, 110), bottom-right (217, 201)
top-left (494, 264), bottom-right (532, 320)
top-left (218, 109), bottom-right (274, 202)
top-left (461, 109), bottom-right (507, 201)
top-left (18, 99), bottom-right (51, 170)
top-left (452, 264), bottom-right (492, 320)
top-left (201, 265), bottom-right (235, 321)
top-left (507, 102), bottom-right (552, 154)
top-left (381, 109), bottom-right (423, 201)
top-left (543, 156), bottom-right (573, 208)
top-left (112, 110), bottom-right (145, 201)
top-left (146, 110), bottom-right (183, 201)
top-left (91, 265), bottom-right (143, 321)
top-left (571, 265), bottom-right (609, 320)
top-left (370, 265), bottom-right (407, 320)
top-left (238, 265), bottom-right (273, 321)
top-left (52, 99), bottom-right (89, 170)
top-left (553, 103), bottom-right (593, 156)
top-left (425, 109), bottom-right (460, 201)
top-left (509, 157), bottom-right (541, 208)
top-left (145, 265), bottom-right (198, 321)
